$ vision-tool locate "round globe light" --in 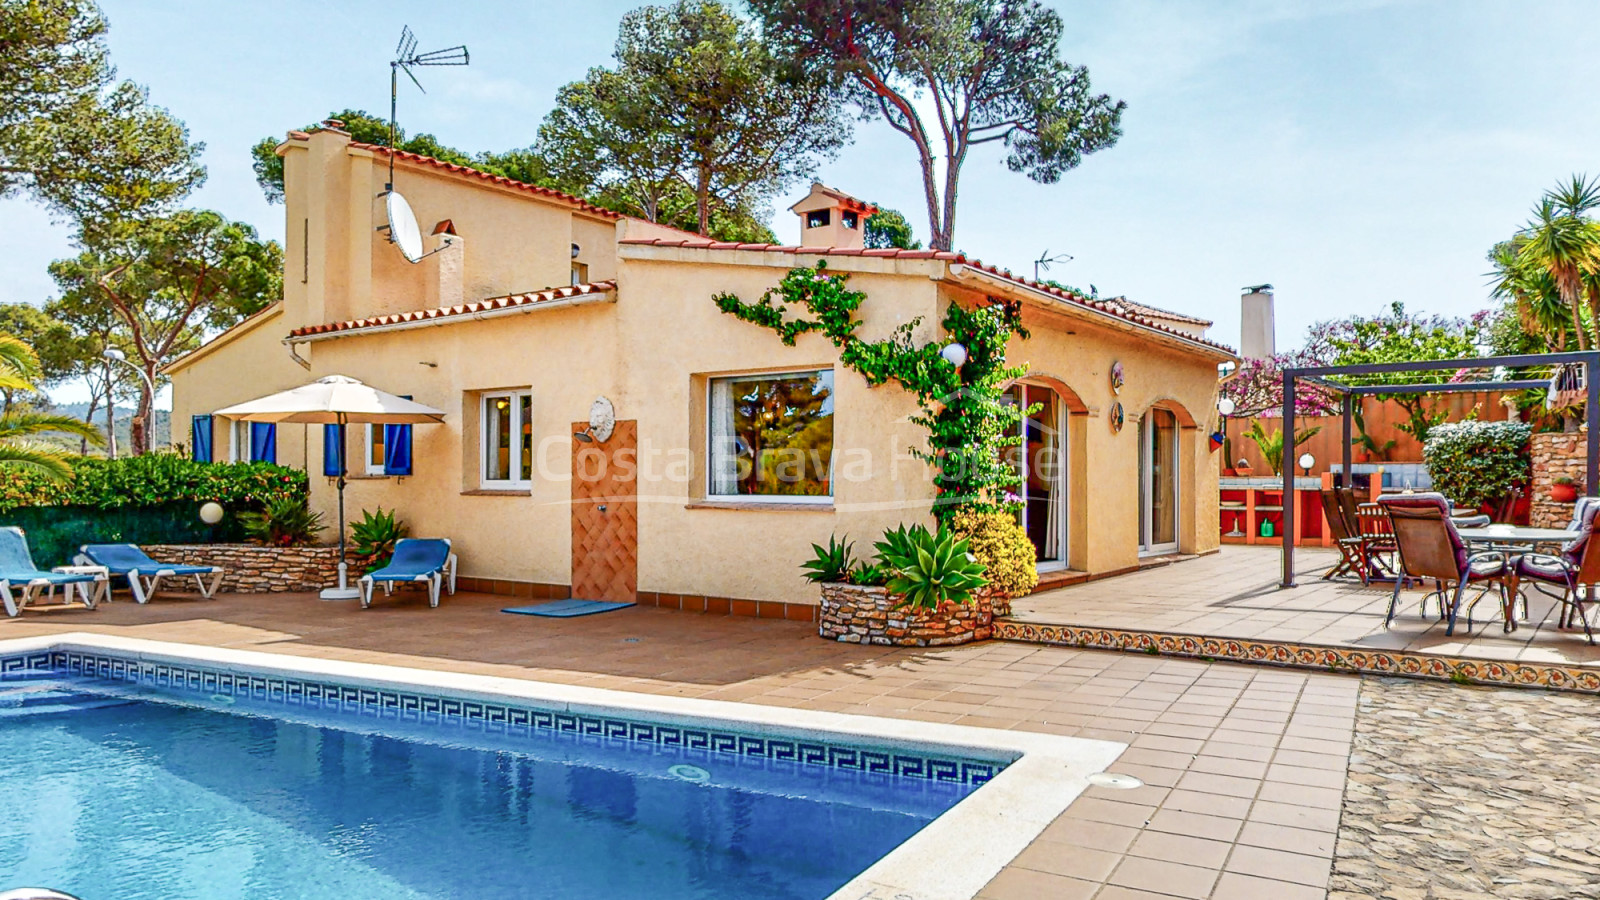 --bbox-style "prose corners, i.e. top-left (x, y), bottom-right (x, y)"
top-left (199, 502), bottom-right (224, 525)
top-left (940, 342), bottom-right (968, 368)
top-left (1217, 397), bottom-right (1236, 417)
top-left (1298, 453), bottom-right (1316, 471)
